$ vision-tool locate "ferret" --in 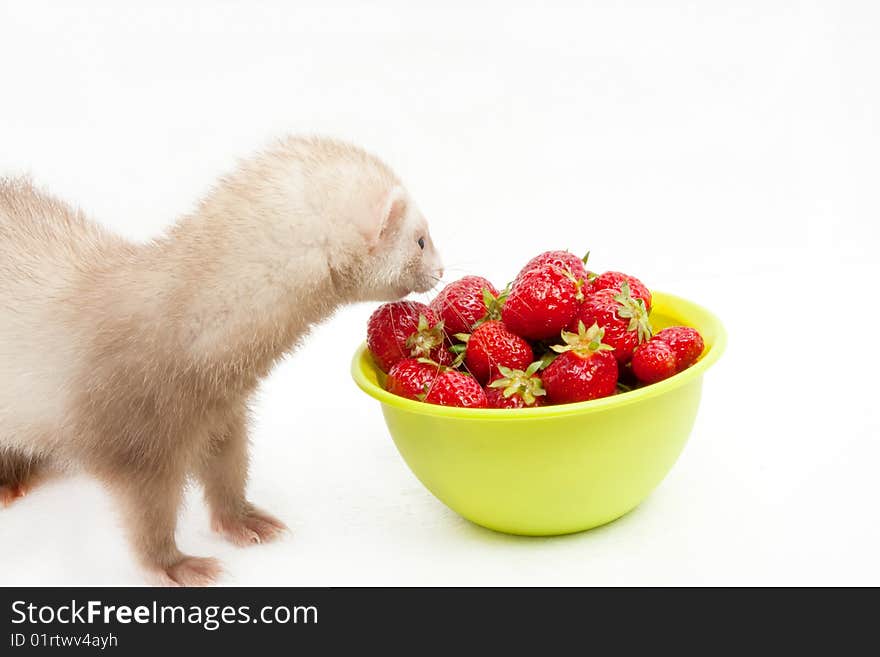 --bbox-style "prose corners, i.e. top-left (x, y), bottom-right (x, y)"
top-left (0, 136), bottom-right (443, 585)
